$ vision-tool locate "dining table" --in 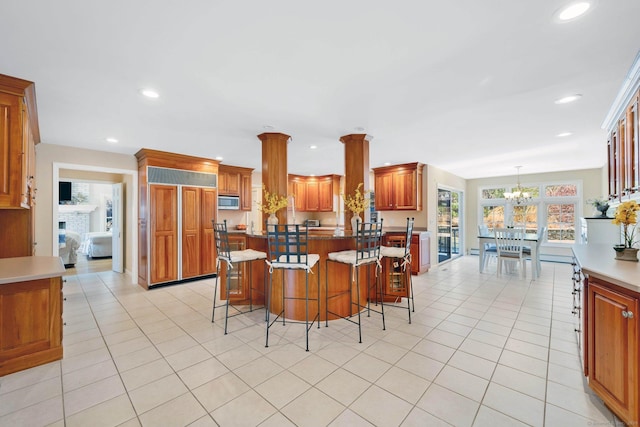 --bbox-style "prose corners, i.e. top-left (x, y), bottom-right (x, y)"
top-left (478, 232), bottom-right (541, 279)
